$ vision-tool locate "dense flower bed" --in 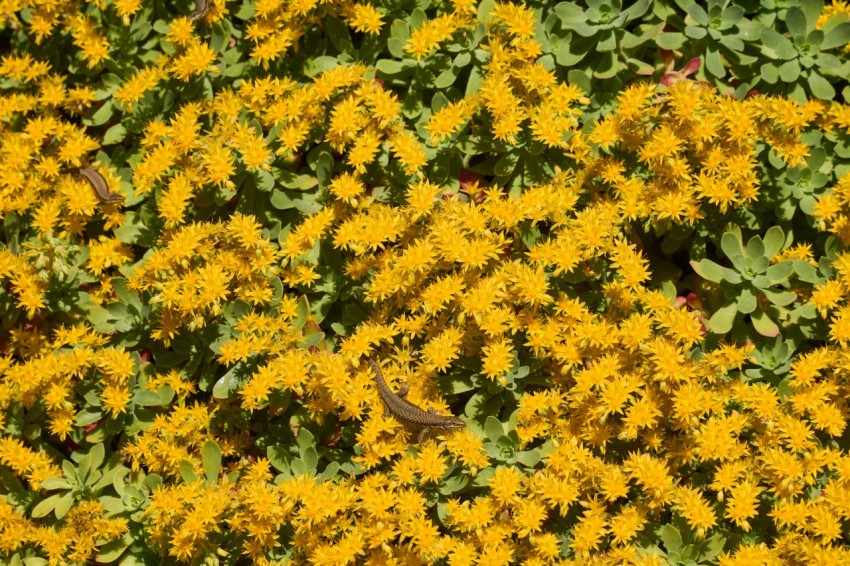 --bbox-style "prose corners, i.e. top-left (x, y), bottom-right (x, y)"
top-left (3, 0), bottom-right (850, 564)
